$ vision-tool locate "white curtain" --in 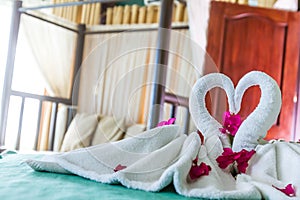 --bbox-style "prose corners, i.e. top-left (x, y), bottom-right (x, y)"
top-left (78, 27), bottom-right (204, 128)
top-left (22, 15), bottom-right (77, 98)
top-left (21, 15), bottom-right (77, 150)
top-left (186, 0), bottom-right (212, 75)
